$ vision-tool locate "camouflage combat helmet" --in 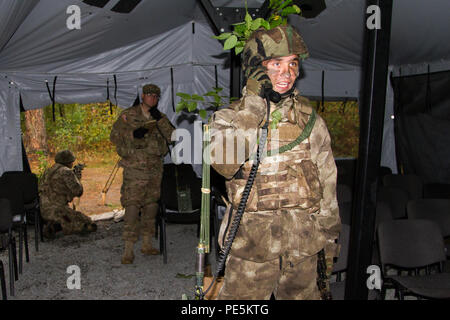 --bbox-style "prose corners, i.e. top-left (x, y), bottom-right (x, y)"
top-left (55, 150), bottom-right (76, 165)
top-left (242, 25), bottom-right (309, 77)
top-left (142, 84), bottom-right (161, 97)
